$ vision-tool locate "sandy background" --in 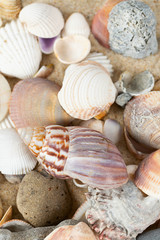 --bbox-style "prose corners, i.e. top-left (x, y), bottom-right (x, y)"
top-left (1, 0), bottom-right (160, 221)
